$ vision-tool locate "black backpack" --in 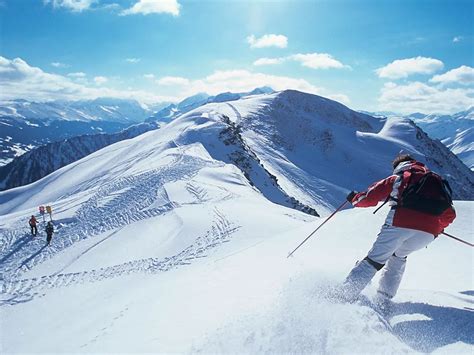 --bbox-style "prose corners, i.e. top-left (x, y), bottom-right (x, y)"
top-left (399, 170), bottom-right (453, 216)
